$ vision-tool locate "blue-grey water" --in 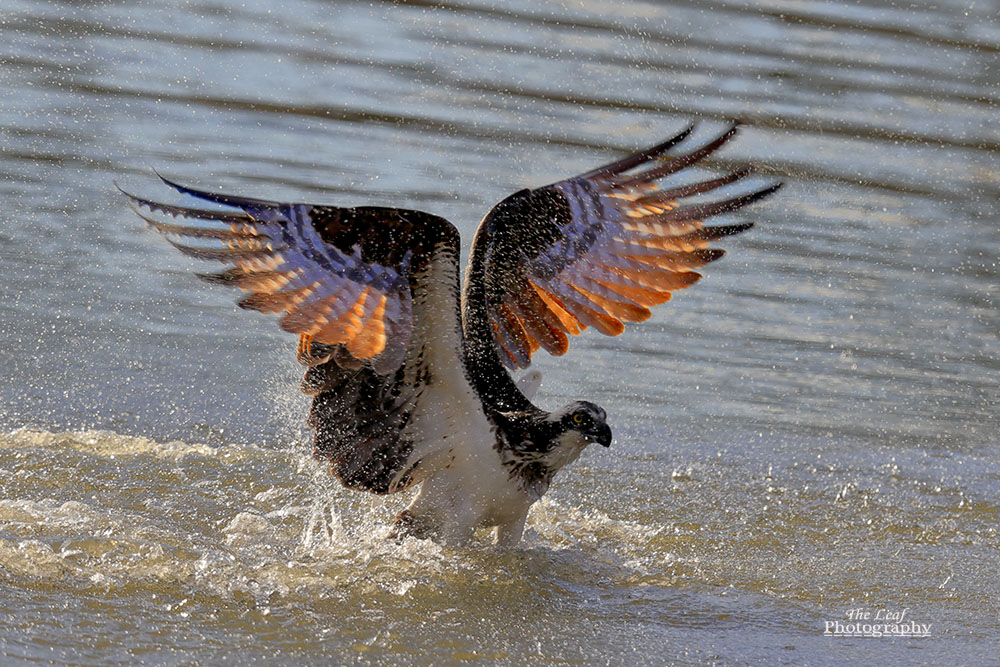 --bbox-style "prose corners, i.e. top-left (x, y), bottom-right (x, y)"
top-left (1, 0), bottom-right (997, 664)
